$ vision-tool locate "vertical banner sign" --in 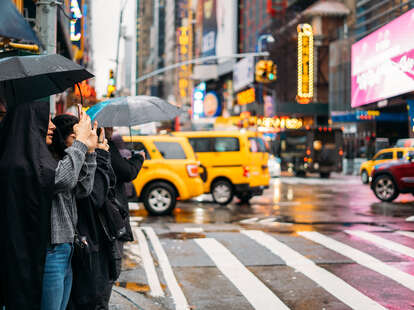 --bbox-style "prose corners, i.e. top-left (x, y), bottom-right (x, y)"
top-left (70, 0), bottom-right (84, 61)
top-left (297, 23), bottom-right (313, 104)
top-left (201, 0), bottom-right (217, 57)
